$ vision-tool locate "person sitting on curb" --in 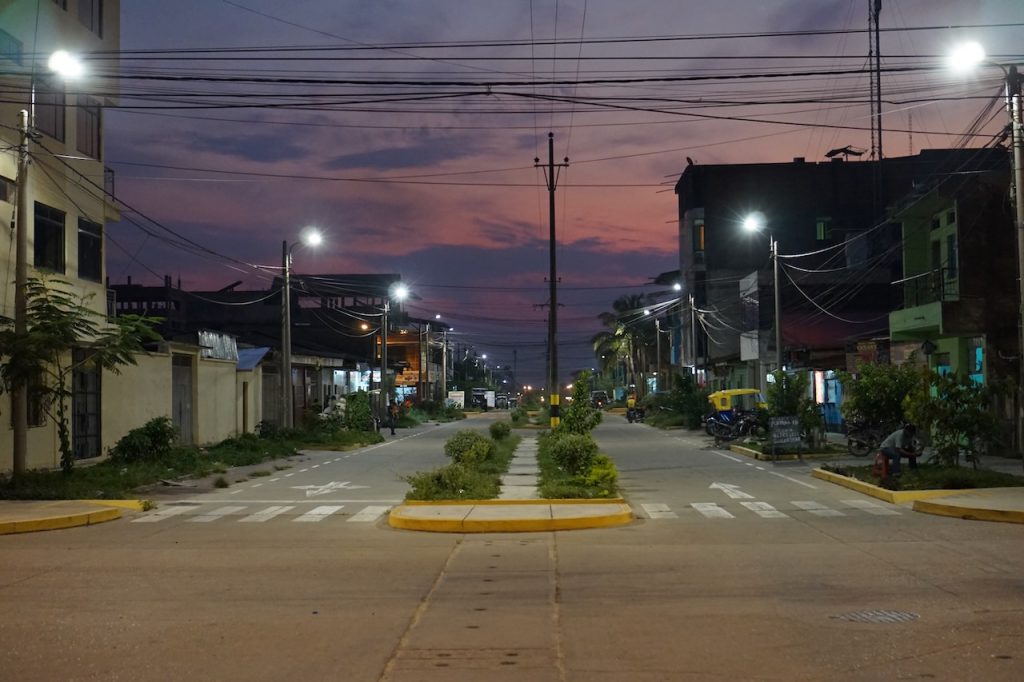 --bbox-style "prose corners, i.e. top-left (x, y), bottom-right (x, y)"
top-left (879, 422), bottom-right (918, 476)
